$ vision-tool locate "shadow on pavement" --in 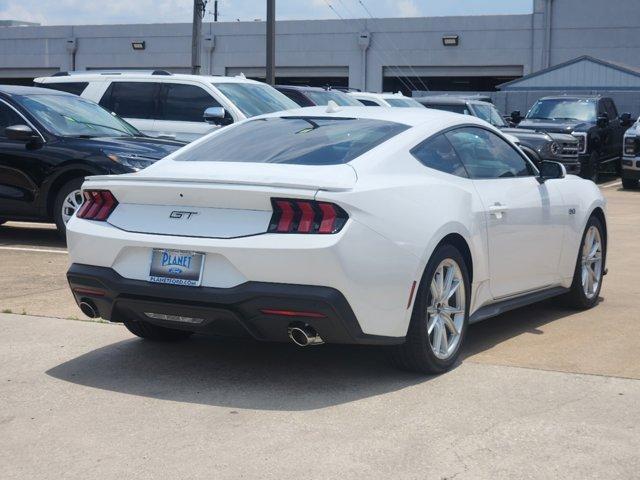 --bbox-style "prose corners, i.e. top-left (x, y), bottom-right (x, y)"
top-left (45, 296), bottom-right (592, 410)
top-left (0, 222), bottom-right (65, 249)
top-left (46, 337), bottom-right (429, 411)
